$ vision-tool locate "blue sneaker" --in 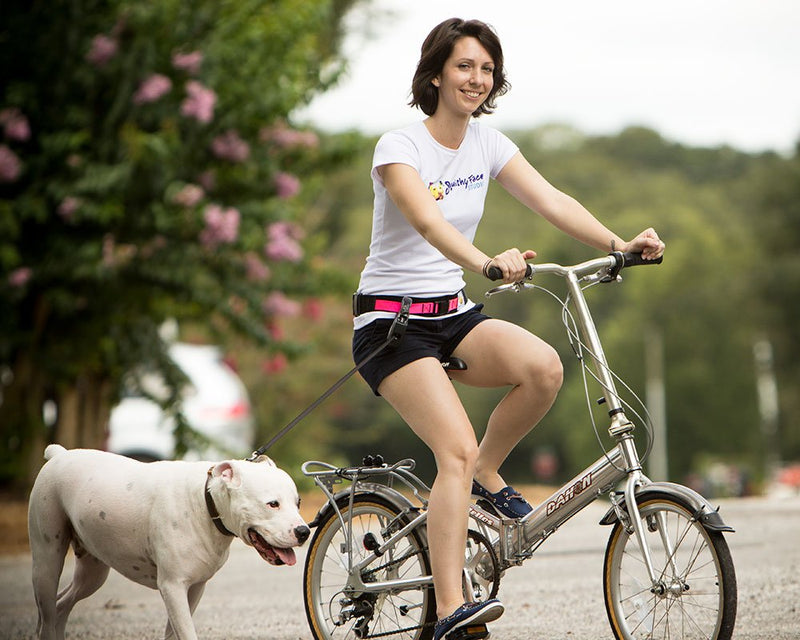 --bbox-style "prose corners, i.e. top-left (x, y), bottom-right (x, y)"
top-left (433, 599), bottom-right (504, 640)
top-left (471, 480), bottom-right (532, 519)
